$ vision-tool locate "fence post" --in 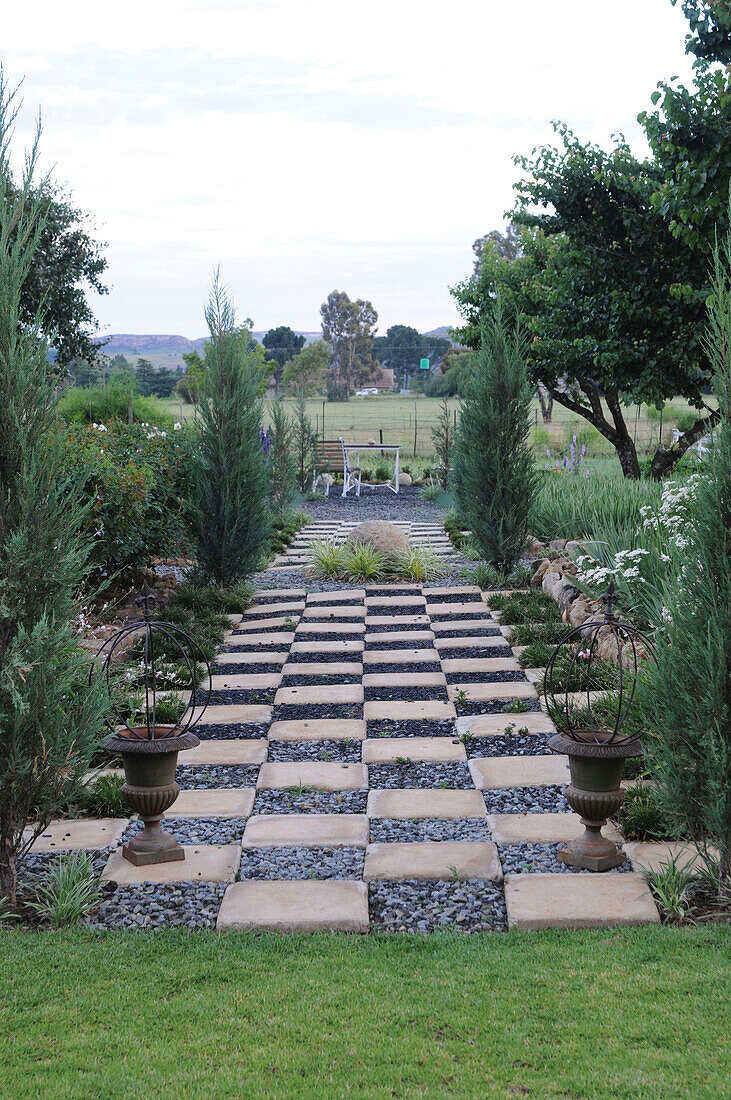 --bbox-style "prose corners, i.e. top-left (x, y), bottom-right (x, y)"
top-left (322, 400), bottom-right (326, 440)
top-left (413, 401), bottom-right (418, 457)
